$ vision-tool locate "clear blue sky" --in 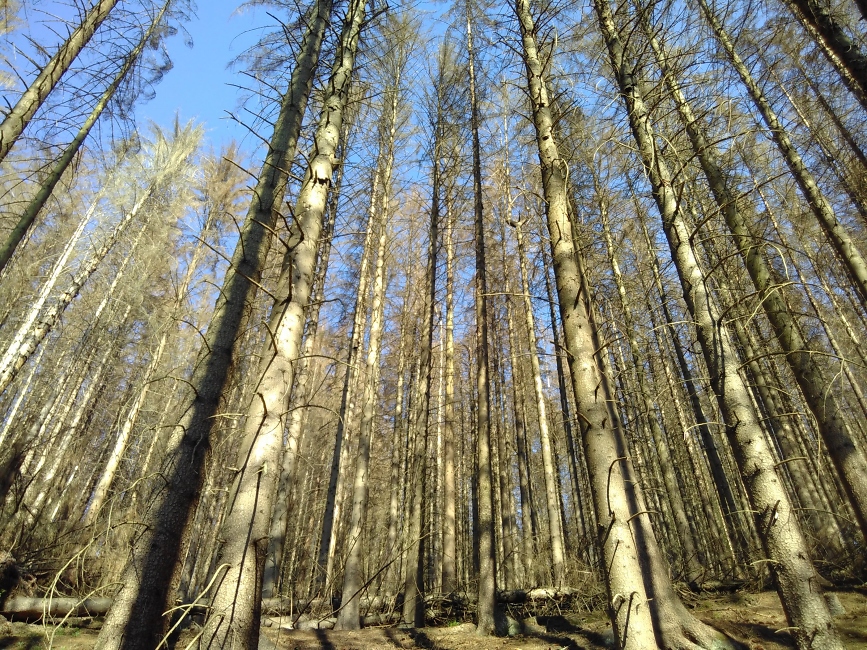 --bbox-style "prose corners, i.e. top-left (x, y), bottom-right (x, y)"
top-left (138, 1), bottom-right (274, 150)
